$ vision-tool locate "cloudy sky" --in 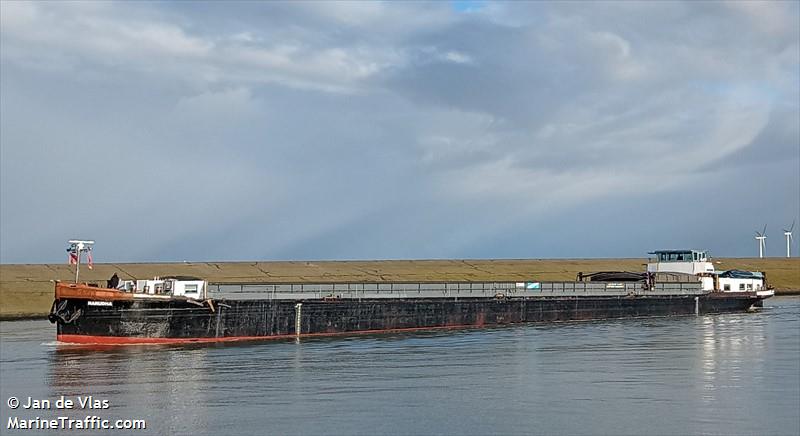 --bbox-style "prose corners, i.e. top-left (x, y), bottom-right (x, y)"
top-left (1, 1), bottom-right (798, 263)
